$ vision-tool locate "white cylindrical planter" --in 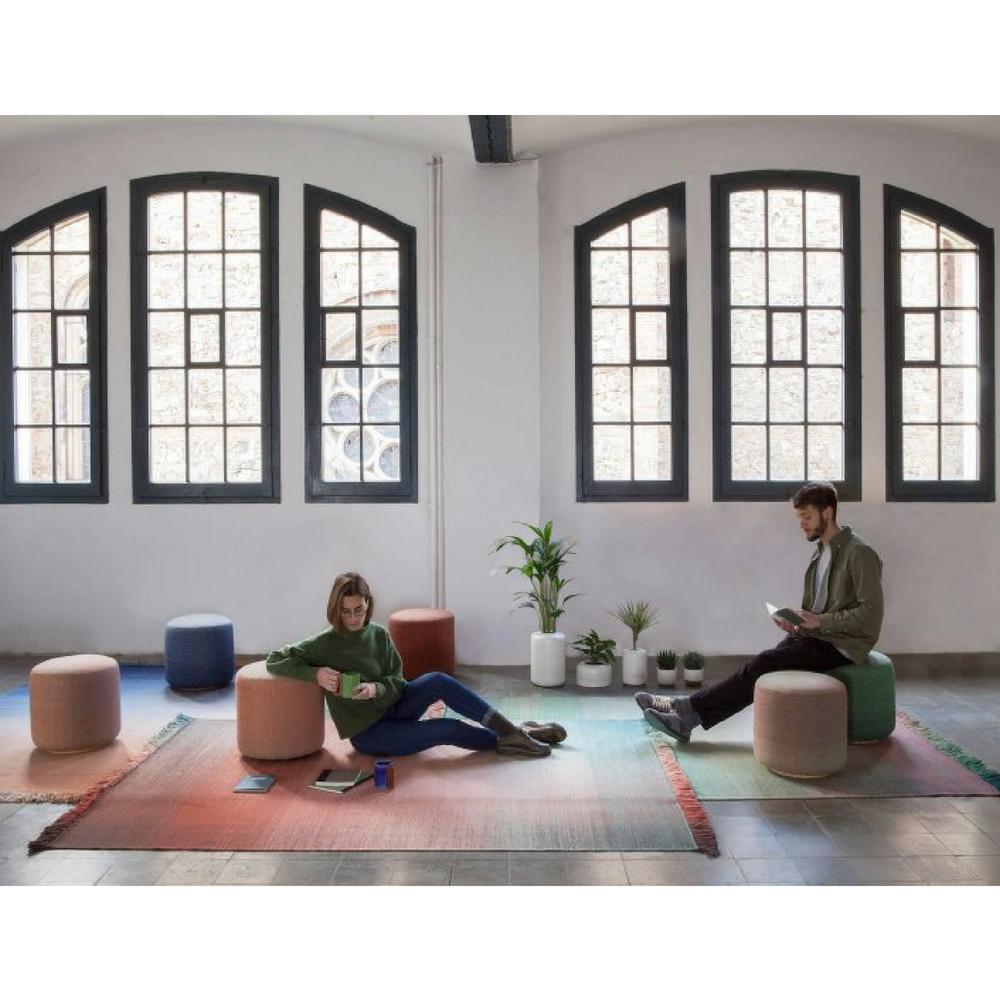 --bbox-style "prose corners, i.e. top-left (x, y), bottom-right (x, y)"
top-left (530, 631), bottom-right (566, 687)
top-left (576, 660), bottom-right (612, 688)
top-left (683, 666), bottom-right (704, 686)
top-left (656, 666), bottom-right (677, 686)
top-left (622, 648), bottom-right (648, 686)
